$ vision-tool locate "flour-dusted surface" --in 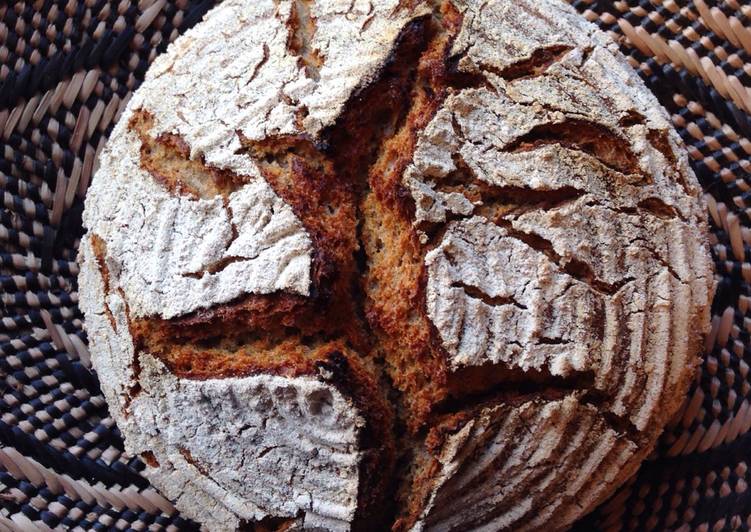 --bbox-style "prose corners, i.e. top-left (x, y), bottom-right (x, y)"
top-left (138, 0), bottom-right (428, 175)
top-left (132, 358), bottom-right (365, 531)
top-left (411, 0), bottom-right (714, 429)
top-left (405, 1), bottom-right (713, 528)
top-left (84, 120), bottom-right (313, 320)
top-left (78, 0), bottom-right (714, 531)
top-left (85, 0), bottom-right (431, 321)
top-left (78, 236), bottom-right (363, 531)
top-left (412, 396), bottom-right (639, 532)
top-left (424, 216), bottom-right (605, 376)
